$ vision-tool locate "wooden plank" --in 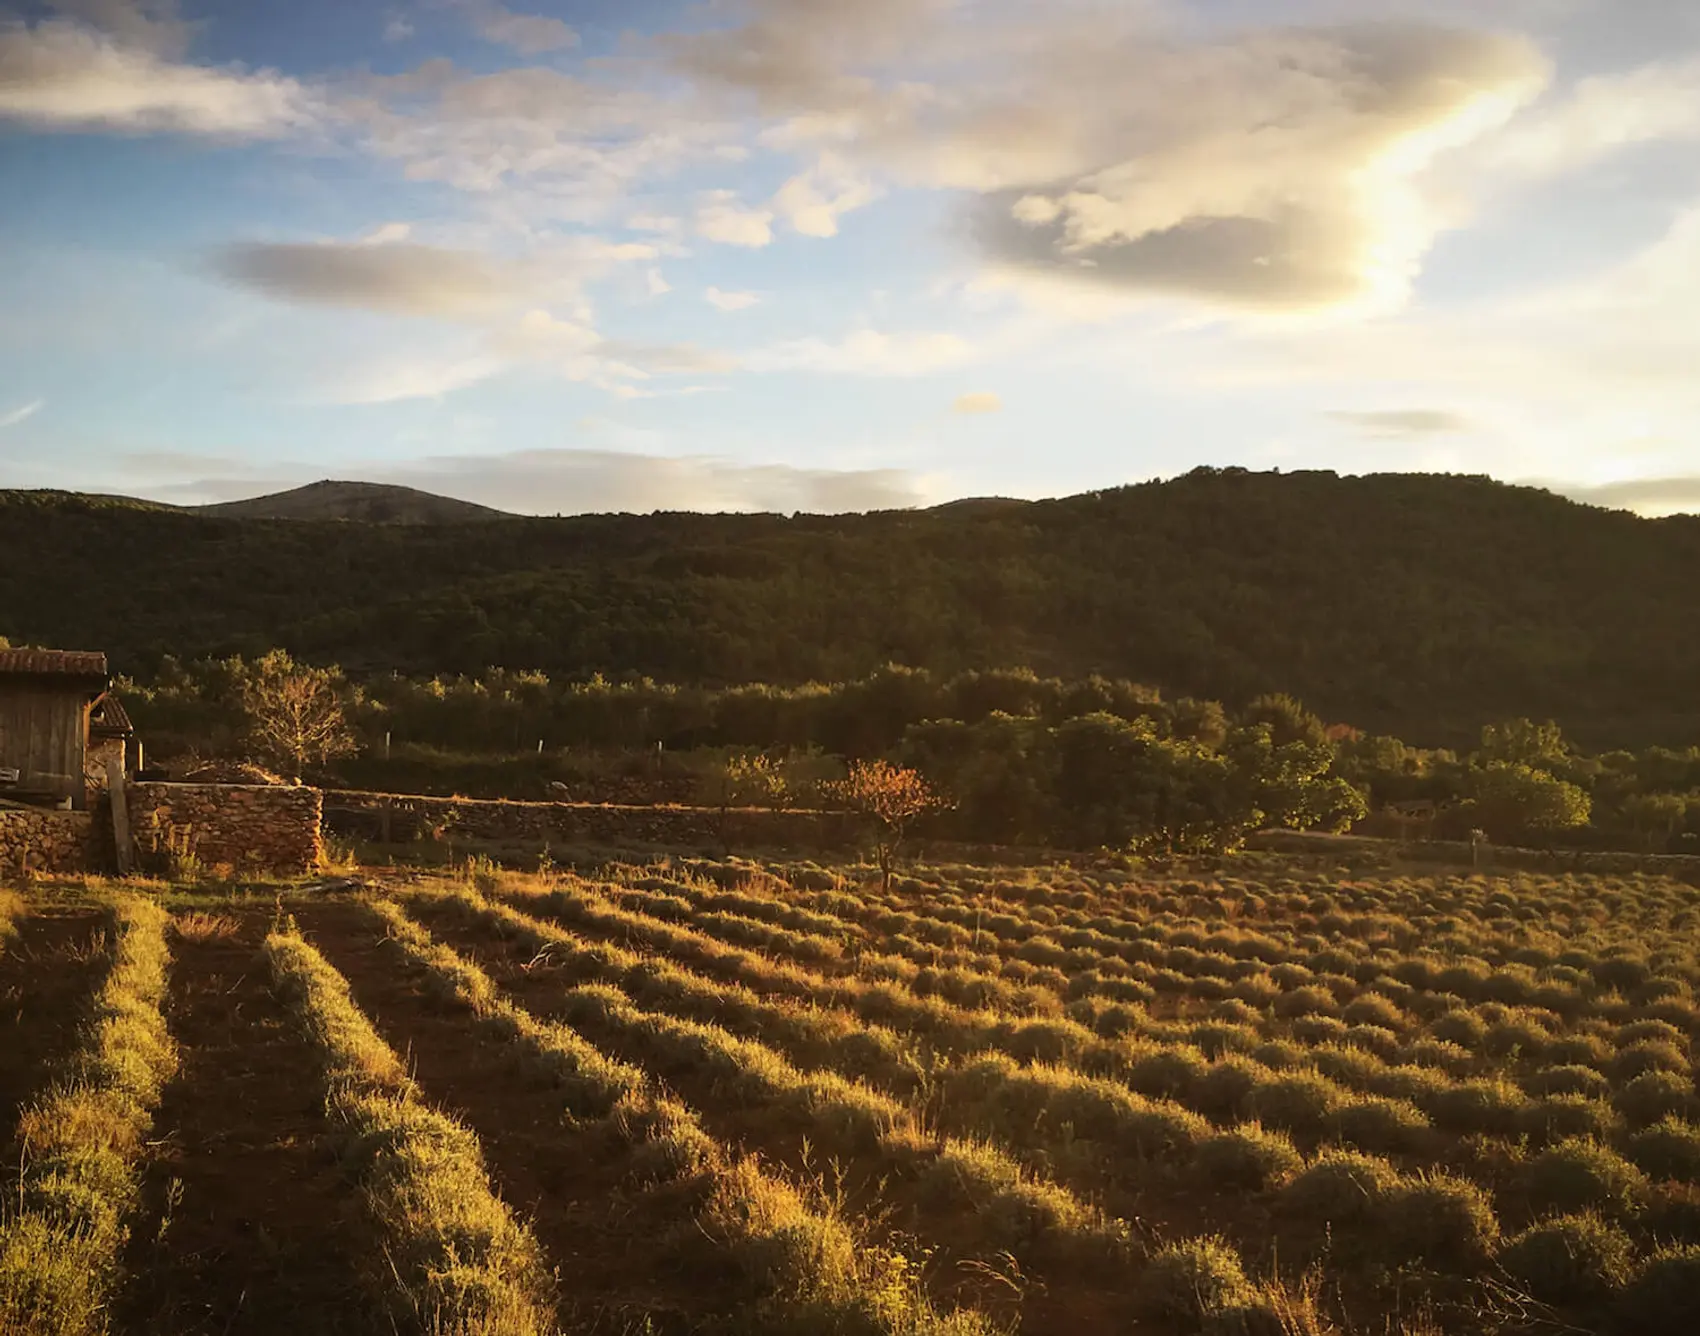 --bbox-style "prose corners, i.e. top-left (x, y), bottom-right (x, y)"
top-left (108, 753), bottom-right (133, 876)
